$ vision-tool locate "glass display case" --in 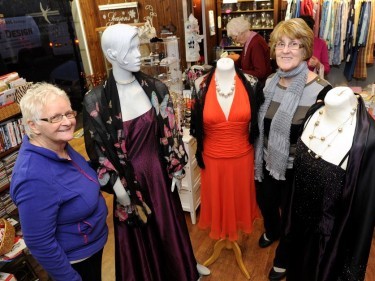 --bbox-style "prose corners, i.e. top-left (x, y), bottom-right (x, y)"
top-left (139, 37), bottom-right (182, 94)
top-left (217, 0), bottom-right (280, 48)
